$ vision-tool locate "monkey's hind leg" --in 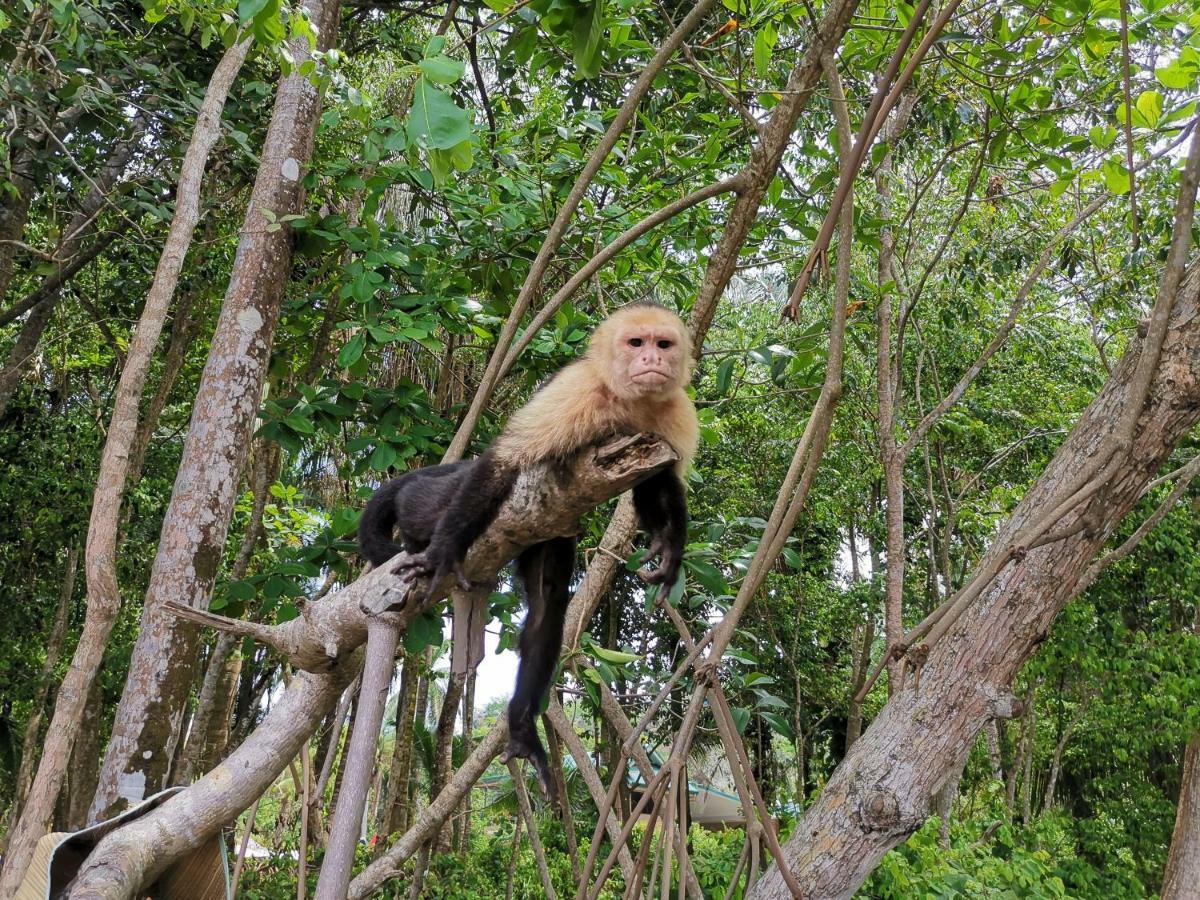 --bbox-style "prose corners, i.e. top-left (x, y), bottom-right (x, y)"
top-left (502, 536), bottom-right (576, 803)
top-left (392, 451), bottom-right (516, 600)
